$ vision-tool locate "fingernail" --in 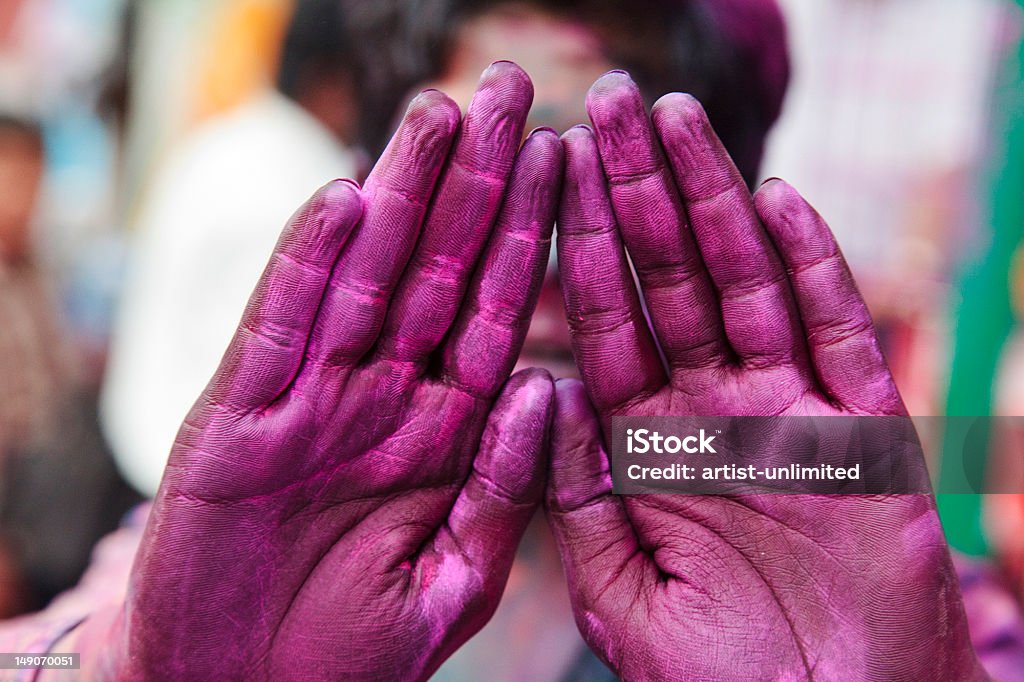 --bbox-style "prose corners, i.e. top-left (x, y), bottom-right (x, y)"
top-left (412, 88), bottom-right (442, 103)
top-left (560, 124), bottom-right (592, 141)
top-left (482, 59), bottom-right (518, 77)
top-left (407, 89), bottom-right (446, 113)
top-left (528, 126), bottom-right (558, 137)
